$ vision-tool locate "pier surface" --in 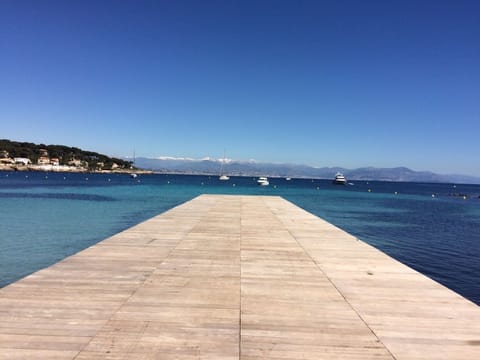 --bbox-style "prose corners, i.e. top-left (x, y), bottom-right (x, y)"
top-left (1, 194), bottom-right (480, 359)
